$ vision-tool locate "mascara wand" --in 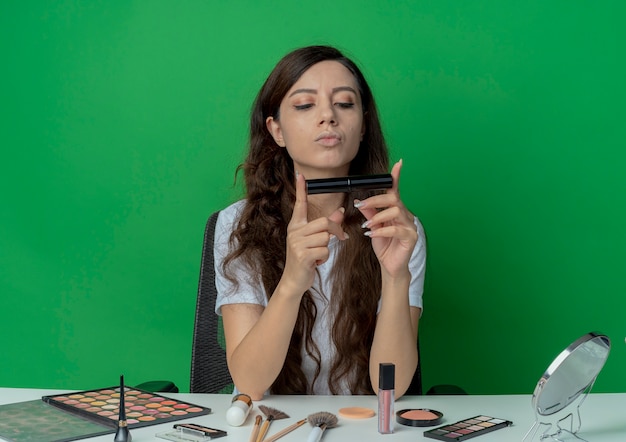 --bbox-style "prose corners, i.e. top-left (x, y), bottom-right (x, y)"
top-left (306, 411), bottom-right (338, 442)
top-left (114, 375), bottom-right (132, 442)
